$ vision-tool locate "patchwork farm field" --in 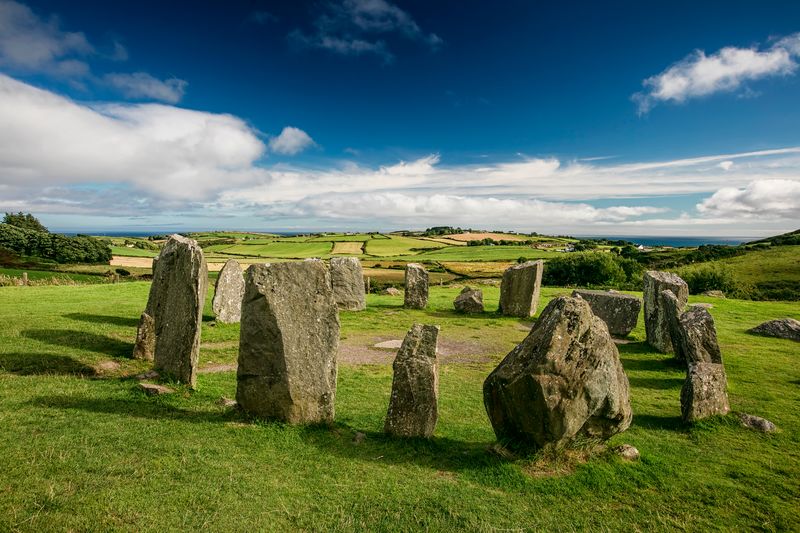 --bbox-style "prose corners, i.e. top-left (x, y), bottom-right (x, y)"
top-left (0, 282), bottom-right (798, 530)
